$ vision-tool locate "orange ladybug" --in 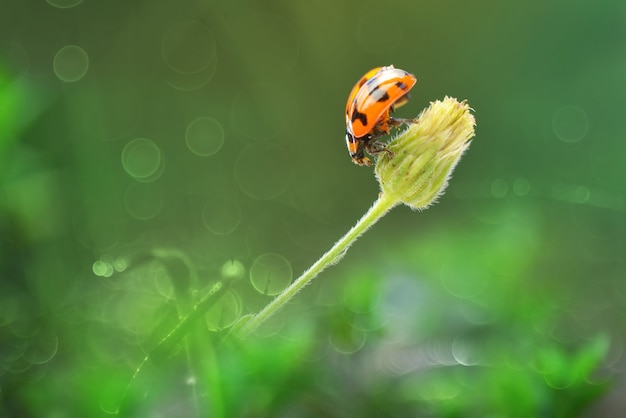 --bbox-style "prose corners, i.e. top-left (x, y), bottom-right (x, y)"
top-left (345, 65), bottom-right (418, 166)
